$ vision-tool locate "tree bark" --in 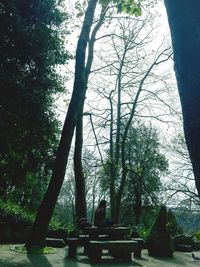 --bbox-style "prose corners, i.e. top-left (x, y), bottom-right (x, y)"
top-left (164, 0), bottom-right (200, 195)
top-left (73, 5), bottom-right (107, 224)
top-left (74, 102), bottom-right (87, 223)
top-left (134, 183), bottom-right (142, 225)
top-left (26, 0), bottom-right (98, 248)
top-left (109, 93), bottom-right (116, 221)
